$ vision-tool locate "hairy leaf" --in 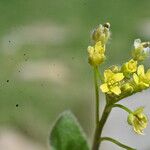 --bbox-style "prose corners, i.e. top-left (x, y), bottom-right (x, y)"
top-left (50, 111), bottom-right (89, 150)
